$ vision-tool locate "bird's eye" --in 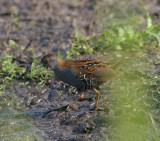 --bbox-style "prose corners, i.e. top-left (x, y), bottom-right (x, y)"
top-left (45, 59), bottom-right (49, 63)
